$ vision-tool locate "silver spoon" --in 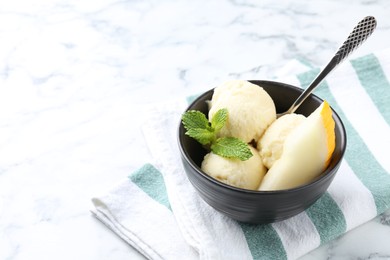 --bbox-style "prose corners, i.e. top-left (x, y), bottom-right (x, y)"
top-left (277, 16), bottom-right (377, 118)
